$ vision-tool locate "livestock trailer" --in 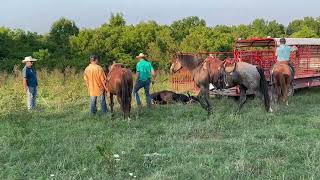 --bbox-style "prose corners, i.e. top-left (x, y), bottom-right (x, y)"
top-left (171, 38), bottom-right (320, 96)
